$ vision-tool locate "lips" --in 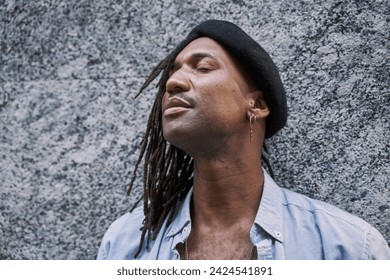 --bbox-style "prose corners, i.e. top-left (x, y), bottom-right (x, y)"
top-left (163, 96), bottom-right (193, 116)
